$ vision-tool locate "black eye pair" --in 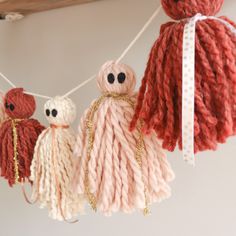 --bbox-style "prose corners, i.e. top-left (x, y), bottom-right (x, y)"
top-left (45, 109), bottom-right (58, 117)
top-left (5, 102), bottom-right (15, 111)
top-left (107, 72), bottom-right (126, 84)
